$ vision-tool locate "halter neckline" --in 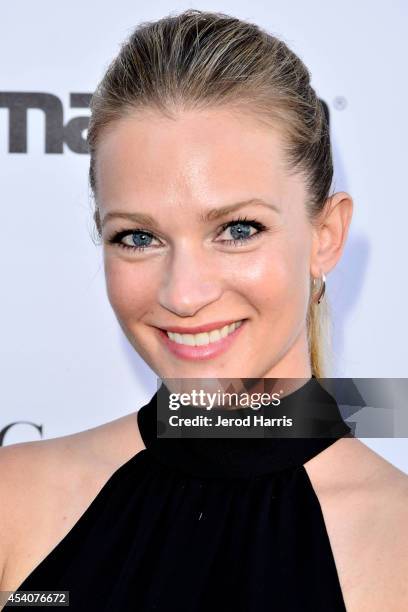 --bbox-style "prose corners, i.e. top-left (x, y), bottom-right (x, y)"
top-left (137, 376), bottom-right (352, 479)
